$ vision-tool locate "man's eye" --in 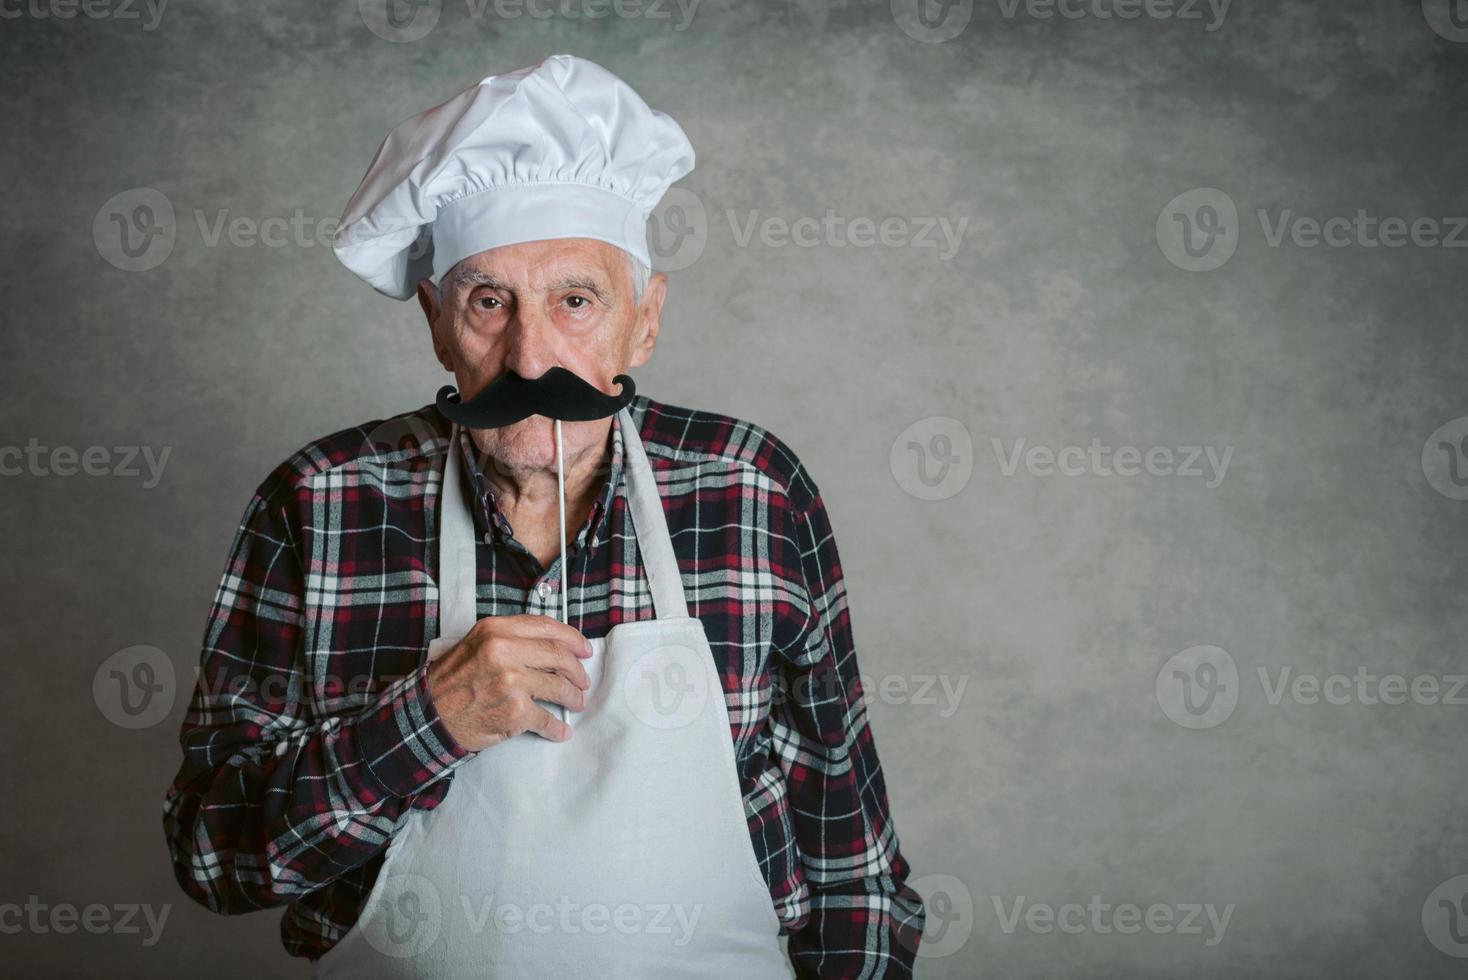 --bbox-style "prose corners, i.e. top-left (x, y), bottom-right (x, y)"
top-left (565, 295), bottom-right (589, 310)
top-left (475, 296), bottom-right (501, 311)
